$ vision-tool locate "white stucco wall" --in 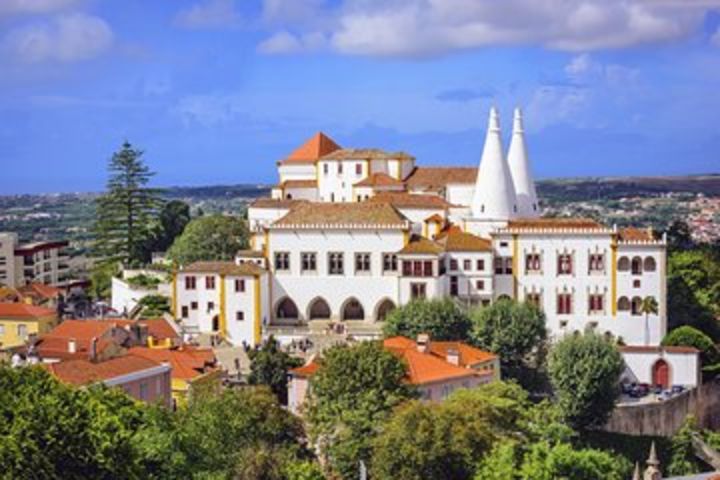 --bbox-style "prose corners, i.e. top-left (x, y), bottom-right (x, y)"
top-left (278, 164), bottom-right (316, 183)
top-left (621, 350), bottom-right (699, 388)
